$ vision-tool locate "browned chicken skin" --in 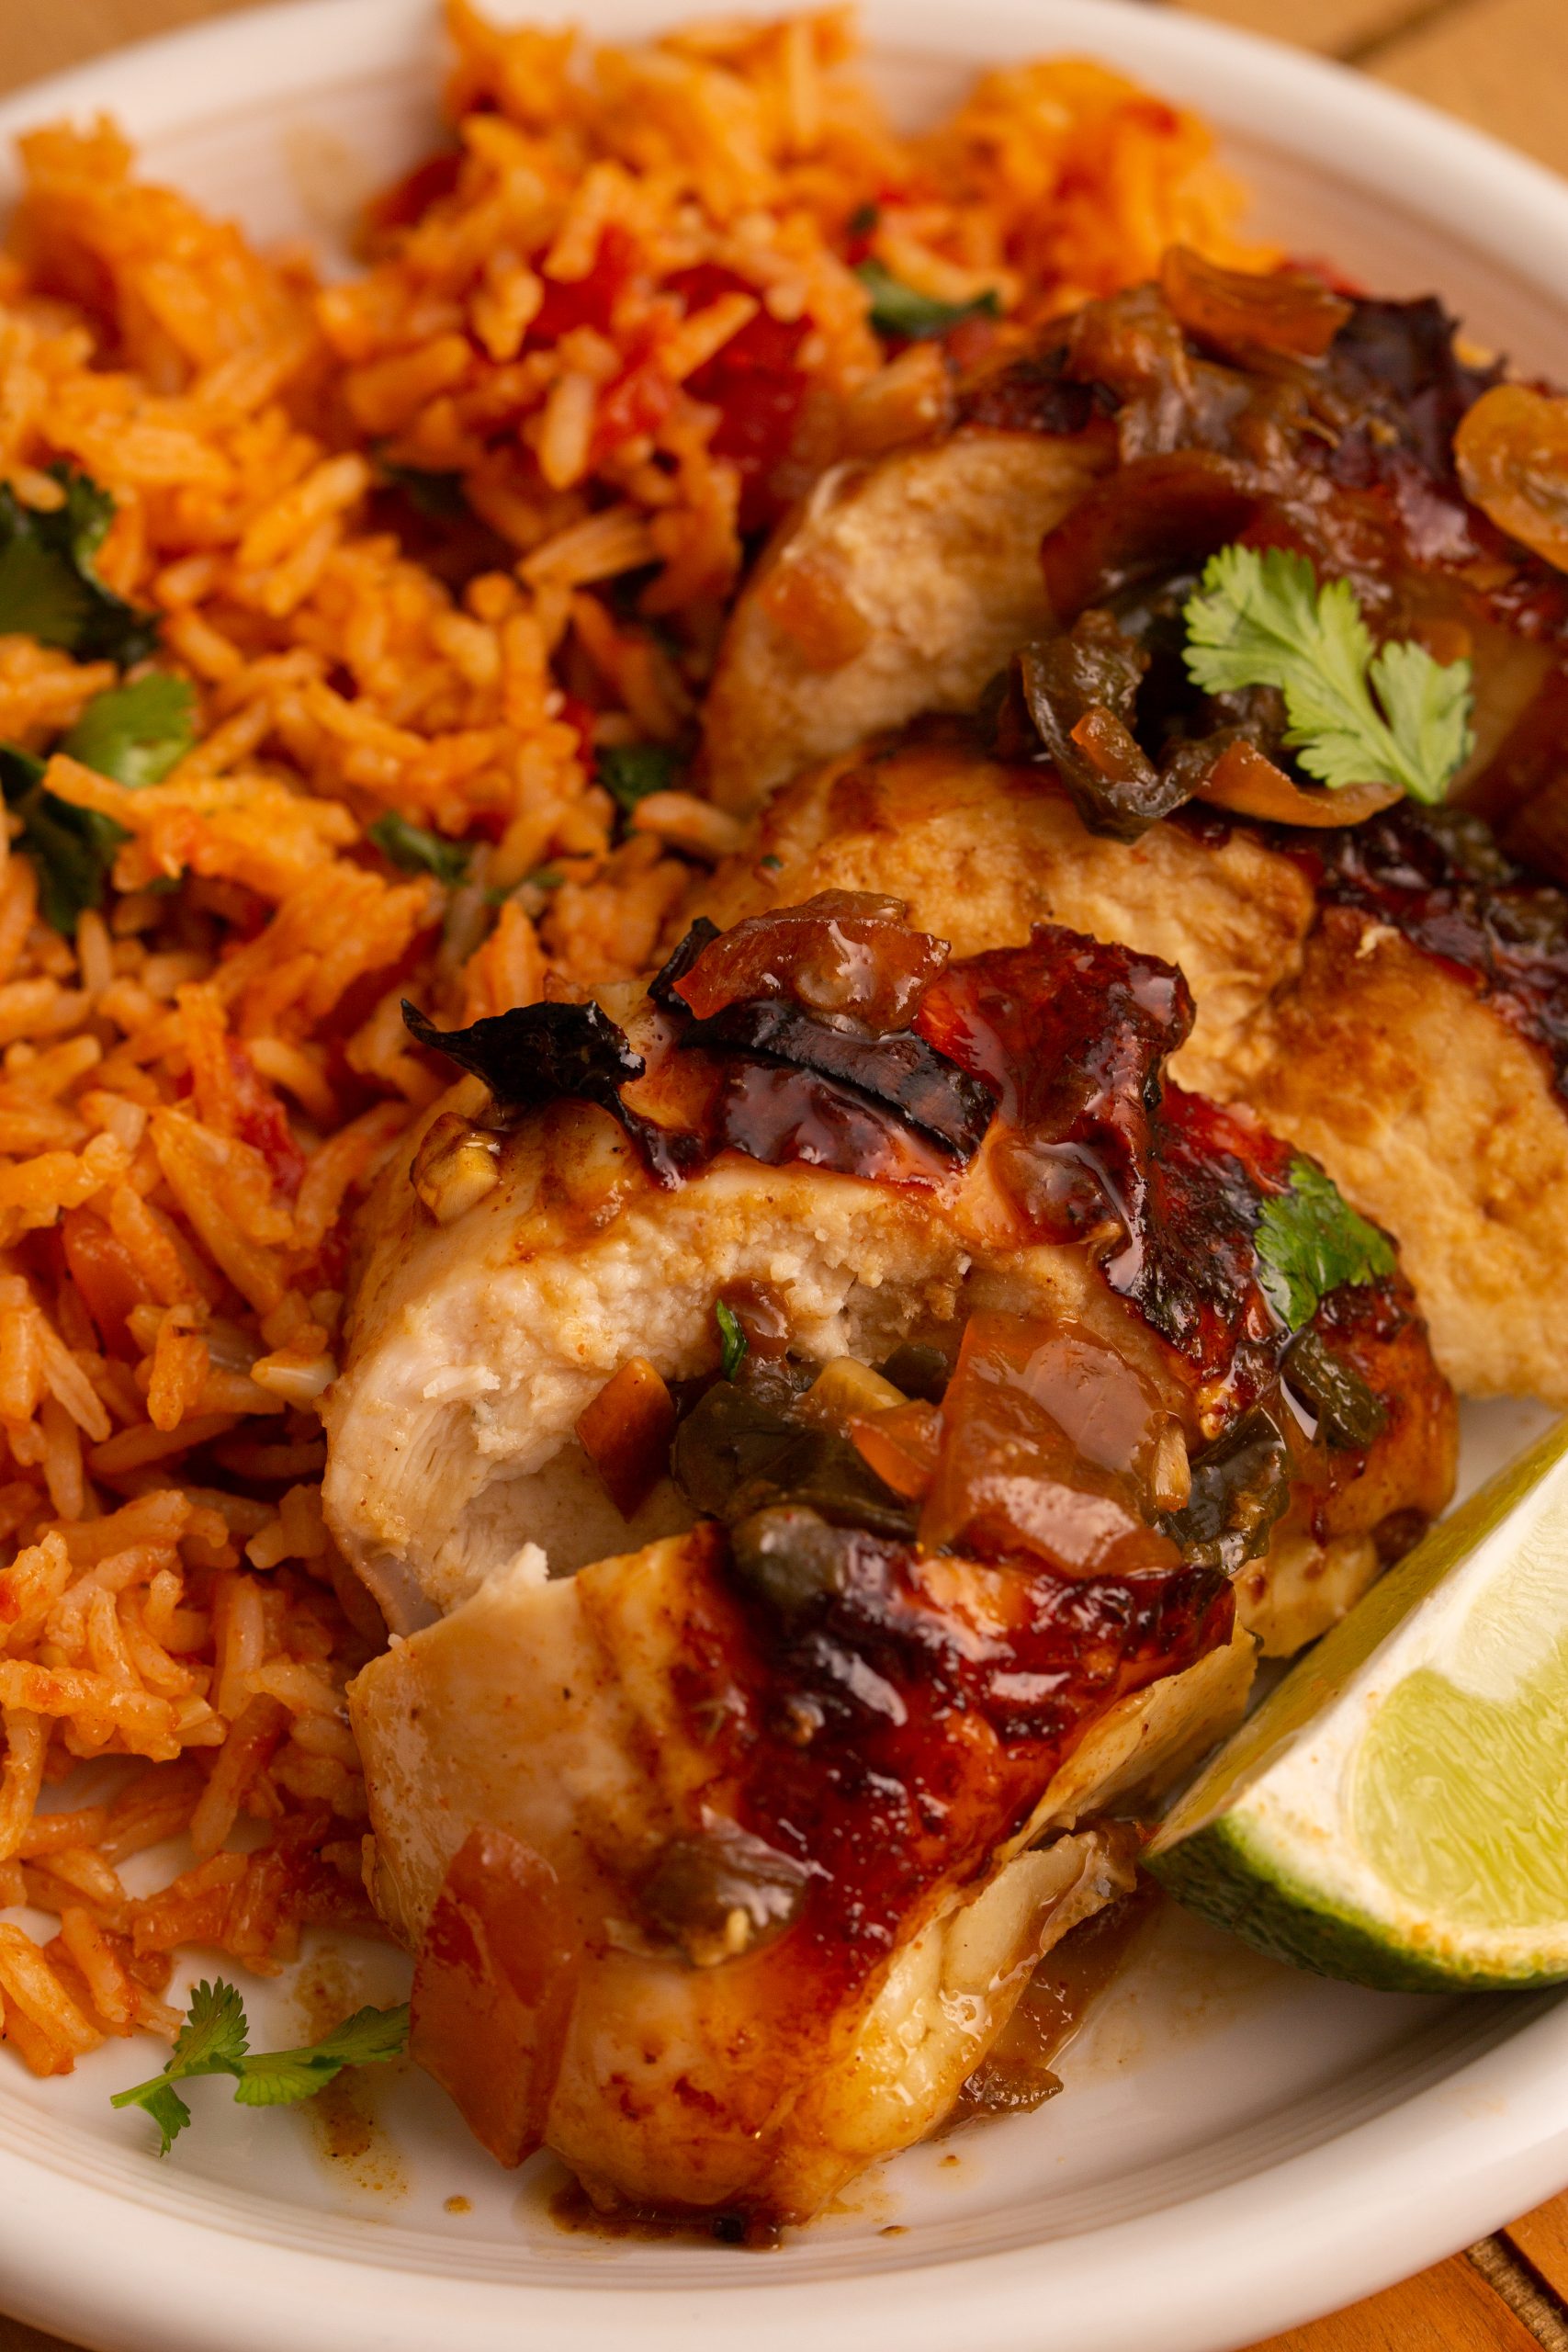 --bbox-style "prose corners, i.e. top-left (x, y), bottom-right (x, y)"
top-left (333, 895), bottom-right (1453, 2224)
